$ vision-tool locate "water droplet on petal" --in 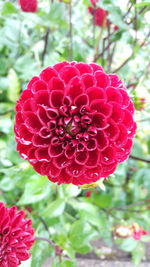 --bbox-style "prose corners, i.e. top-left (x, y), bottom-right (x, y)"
top-left (21, 153), bottom-right (28, 159)
top-left (104, 156), bottom-right (109, 161)
top-left (20, 138), bottom-right (31, 145)
top-left (72, 170), bottom-right (79, 175)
